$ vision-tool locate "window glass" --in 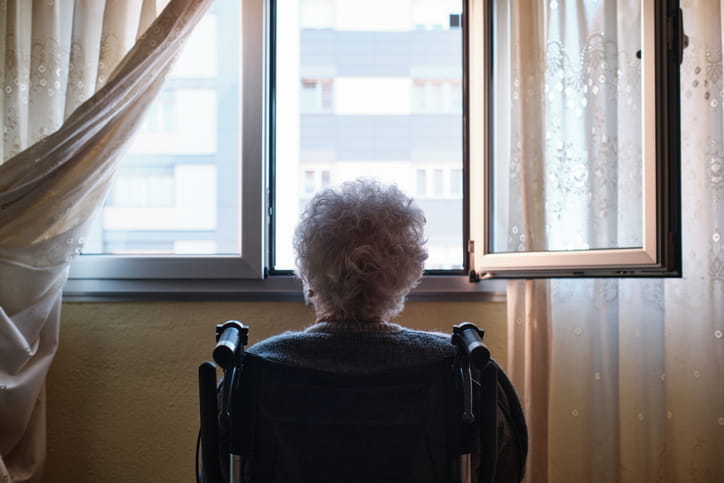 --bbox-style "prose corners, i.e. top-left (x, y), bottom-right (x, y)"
top-left (273, 0), bottom-right (464, 271)
top-left (321, 170), bottom-right (331, 189)
top-left (417, 168), bottom-right (428, 196)
top-left (300, 79), bottom-right (333, 113)
top-left (432, 168), bottom-right (444, 196)
top-left (82, 4), bottom-right (240, 256)
top-left (489, 0), bottom-right (643, 253)
top-left (412, 80), bottom-right (462, 114)
top-left (450, 168), bottom-right (462, 195)
top-left (303, 170), bottom-right (315, 194)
